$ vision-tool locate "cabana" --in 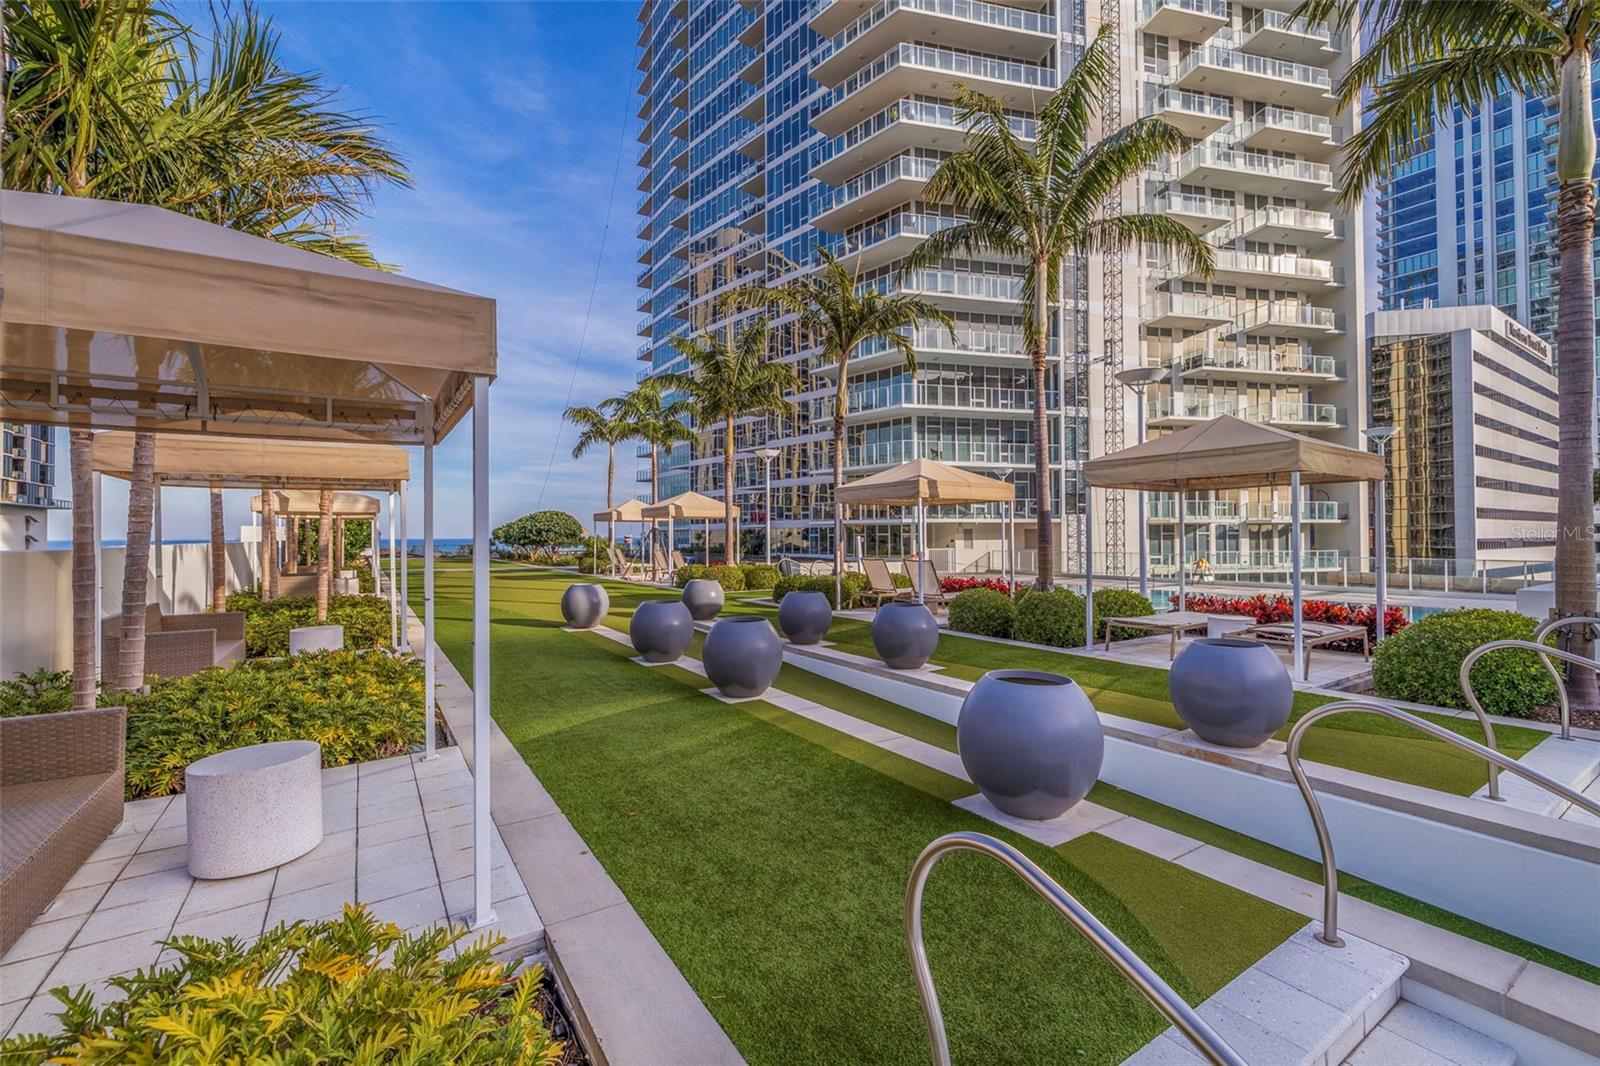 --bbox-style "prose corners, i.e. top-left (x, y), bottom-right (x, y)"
top-left (594, 498), bottom-right (649, 573)
top-left (1, 191), bottom-right (500, 928)
top-left (642, 491), bottom-right (740, 577)
top-left (835, 459), bottom-right (1016, 604)
top-left (252, 490), bottom-right (388, 619)
top-left (1082, 416), bottom-right (1385, 674)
